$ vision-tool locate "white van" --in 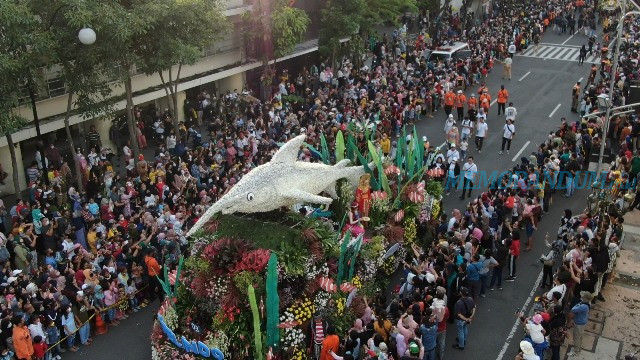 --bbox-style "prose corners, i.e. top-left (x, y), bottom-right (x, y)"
top-left (427, 42), bottom-right (472, 63)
